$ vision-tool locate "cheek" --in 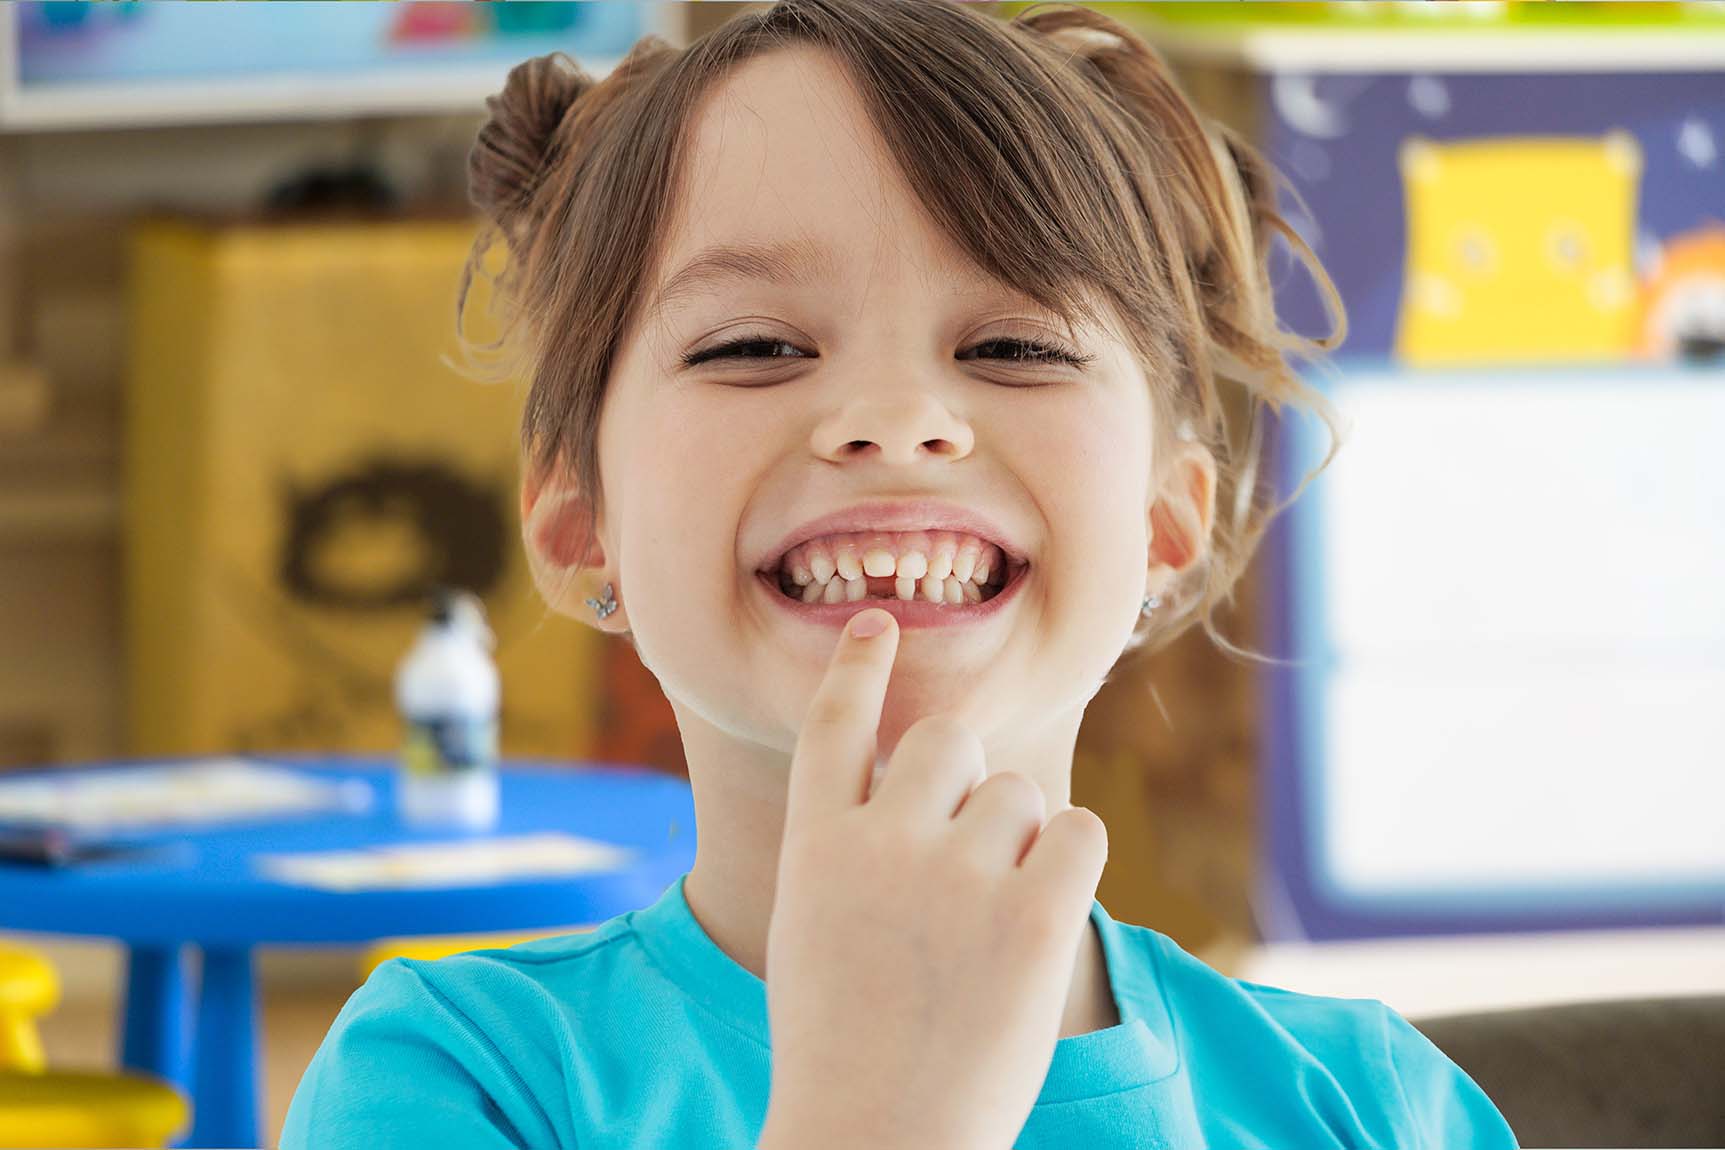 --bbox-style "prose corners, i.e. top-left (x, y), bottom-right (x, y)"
top-left (1020, 430), bottom-right (1152, 618)
top-left (623, 407), bottom-right (762, 602)
top-left (1018, 404), bottom-right (1147, 526)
